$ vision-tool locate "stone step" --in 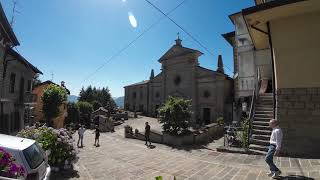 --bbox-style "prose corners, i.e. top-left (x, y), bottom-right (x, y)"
top-left (248, 149), bottom-right (267, 155)
top-left (260, 93), bottom-right (273, 97)
top-left (252, 129), bottom-right (272, 135)
top-left (254, 117), bottom-right (272, 121)
top-left (255, 113), bottom-right (273, 118)
top-left (253, 125), bottom-right (271, 131)
top-left (251, 138), bottom-right (270, 146)
top-left (257, 98), bottom-right (273, 101)
top-left (255, 105), bottom-right (273, 108)
top-left (252, 121), bottom-right (270, 126)
top-left (256, 102), bottom-right (273, 105)
top-left (255, 107), bottom-right (273, 111)
top-left (249, 144), bottom-right (268, 152)
top-left (252, 134), bottom-right (270, 141)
